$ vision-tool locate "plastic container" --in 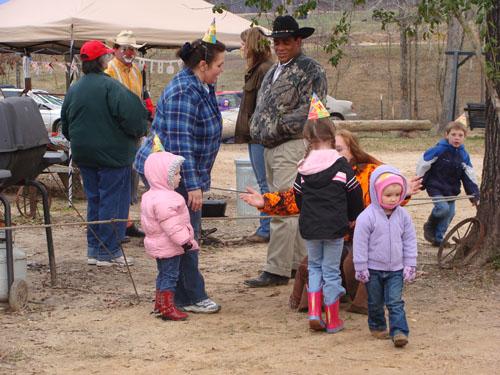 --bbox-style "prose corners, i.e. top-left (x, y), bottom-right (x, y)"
top-left (0, 243), bottom-right (27, 302)
top-left (234, 158), bottom-right (259, 224)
